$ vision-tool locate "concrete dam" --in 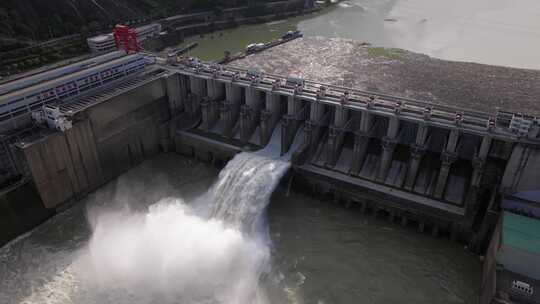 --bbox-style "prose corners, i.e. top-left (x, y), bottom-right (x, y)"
top-left (1, 53), bottom-right (538, 254)
top-left (166, 60), bottom-right (540, 250)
